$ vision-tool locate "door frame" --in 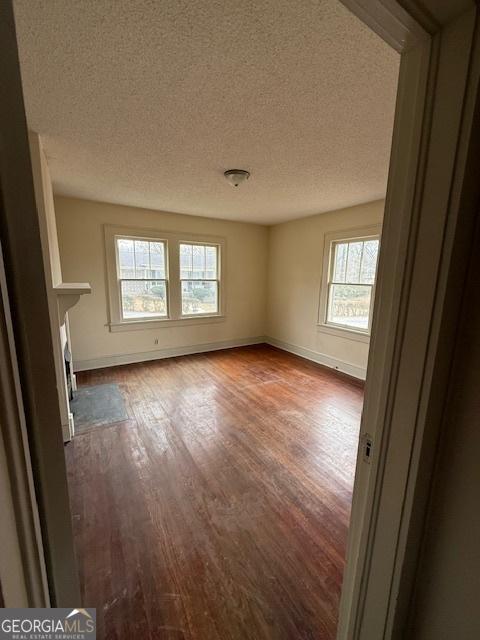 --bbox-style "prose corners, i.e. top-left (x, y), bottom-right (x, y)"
top-left (1, 0), bottom-right (479, 634)
top-left (337, 1), bottom-right (480, 637)
top-left (0, 1), bottom-right (80, 607)
top-left (0, 236), bottom-right (50, 607)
